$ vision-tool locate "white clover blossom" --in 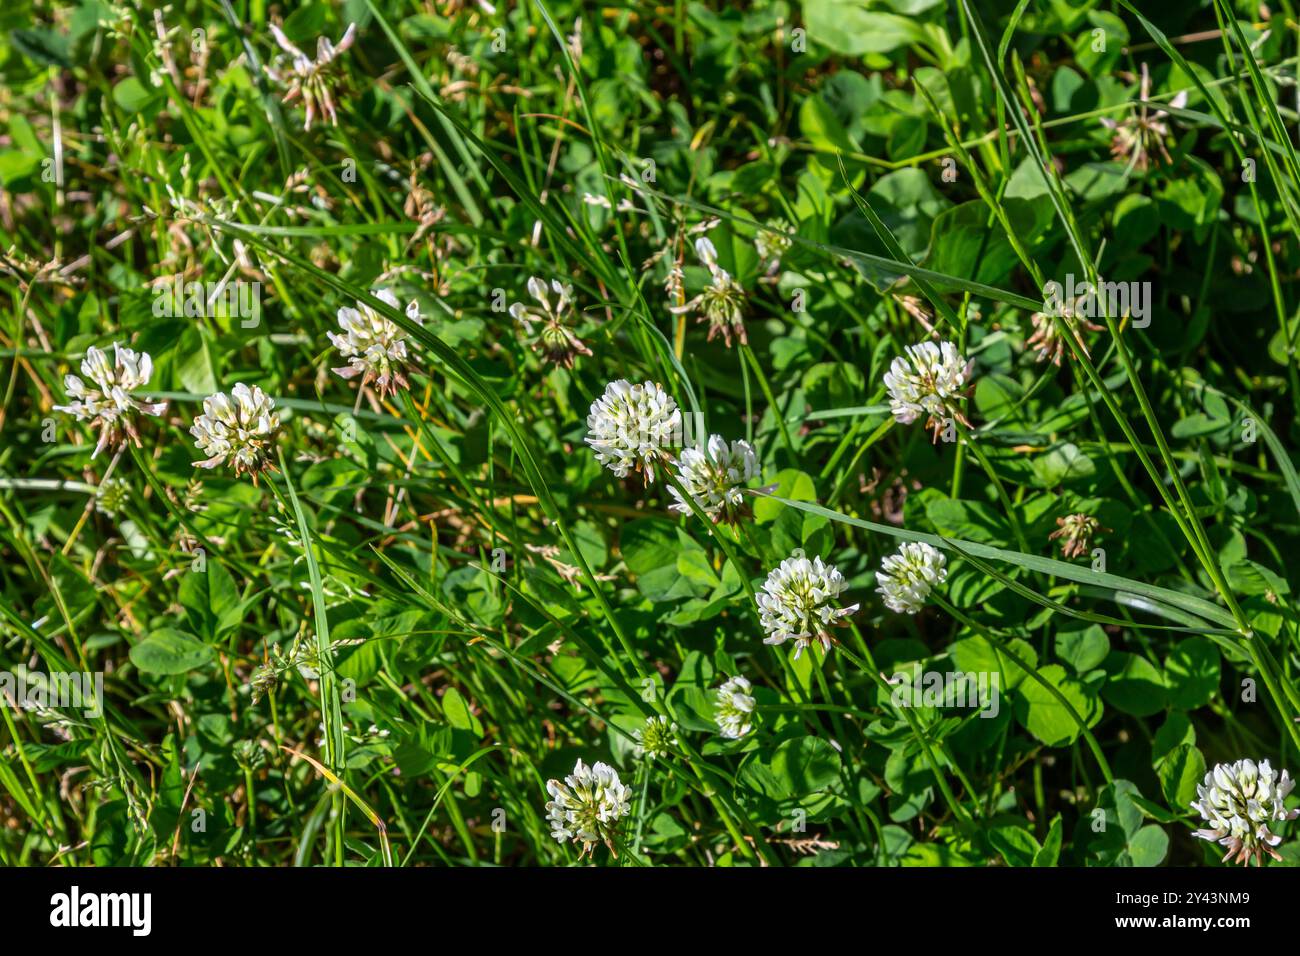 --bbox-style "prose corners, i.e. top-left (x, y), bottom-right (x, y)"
top-left (755, 219), bottom-right (792, 273)
top-left (585, 379), bottom-right (682, 484)
top-left (509, 276), bottom-right (592, 369)
top-left (715, 676), bottom-right (756, 740)
top-left (190, 383), bottom-right (281, 480)
top-left (1099, 63), bottom-right (1188, 172)
top-left (668, 434), bottom-right (758, 524)
top-left (1049, 513), bottom-right (1104, 560)
top-left (267, 22), bottom-right (356, 130)
top-left (1192, 758), bottom-right (1298, 866)
top-left (329, 289), bottom-right (419, 398)
top-left (883, 340), bottom-right (970, 440)
top-left (758, 553), bottom-right (860, 658)
top-left (54, 343), bottom-right (167, 458)
top-left (544, 758), bottom-right (633, 857)
top-left (670, 237), bottom-right (747, 346)
top-left (632, 715), bottom-right (678, 760)
top-left (876, 542), bottom-right (947, 614)
top-left (1028, 293), bottom-right (1104, 366)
